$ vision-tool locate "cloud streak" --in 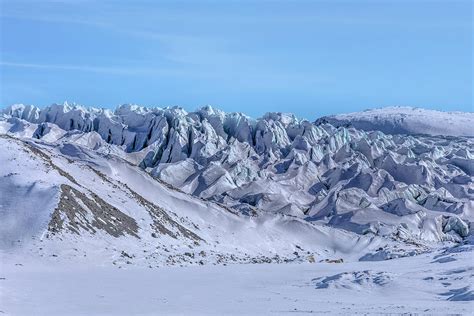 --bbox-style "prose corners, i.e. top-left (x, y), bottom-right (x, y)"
top-left (0, 61), bottom-right (191, 76)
